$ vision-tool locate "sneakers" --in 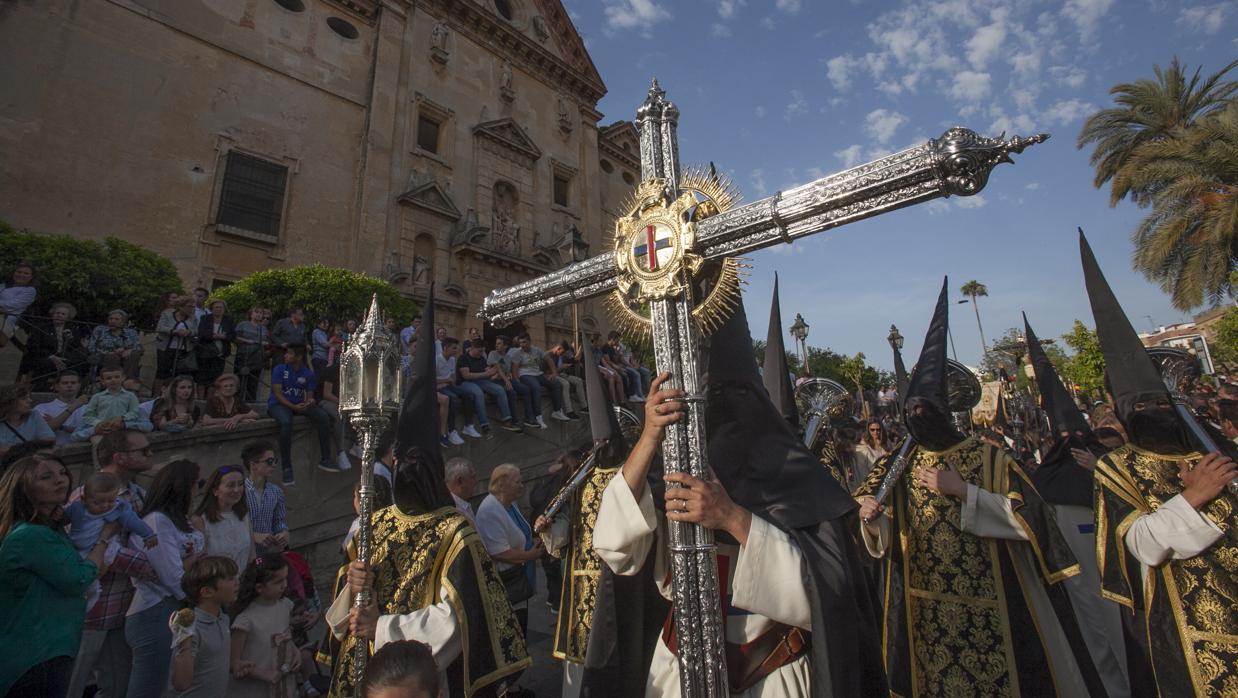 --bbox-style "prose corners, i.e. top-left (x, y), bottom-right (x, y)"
top-left (282, 466), bottom-right (296, 485)
top-left (317, 459), bottom-right (346, 473)
top-left (550, 410), bottom-right (572, 421)
top-left (500, 419), bottom-right (523, 432)
top-left (522, 419), bottom-right (540, 429)
top-left (461, 424), bottom-right (482, 439)
top-left (448, 430), bottom-right (465, 445)
top-left (536, 416), bottom-right (548, 429)
top-left (337, 451), bottom-right (352, 470)
top-left (565, 411), bottom-right (581, 420)
top-left (628, 394), bottom-right (646, 402)
top-left (441, 435), bottom-right (452, 448)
